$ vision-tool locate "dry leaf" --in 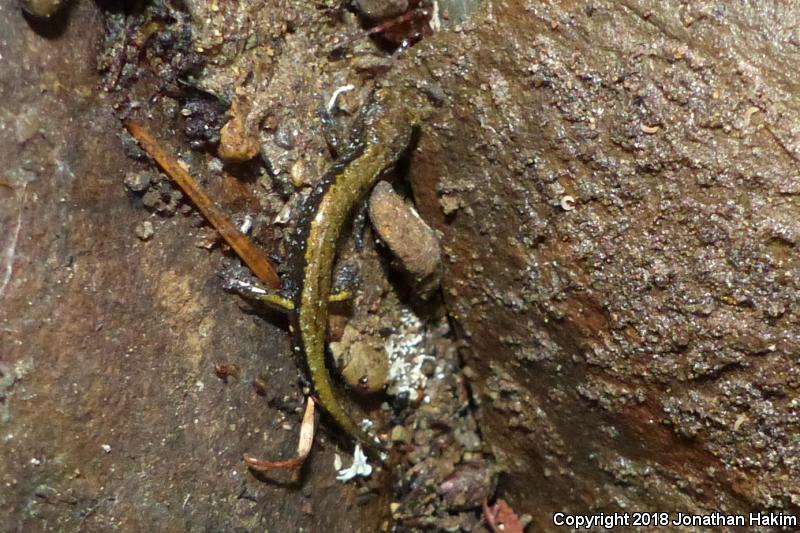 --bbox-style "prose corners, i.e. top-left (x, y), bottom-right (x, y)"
top-left (484, 498), bottom-right (525, 533)
top-left (243, 396), bottom-right (316, 472)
